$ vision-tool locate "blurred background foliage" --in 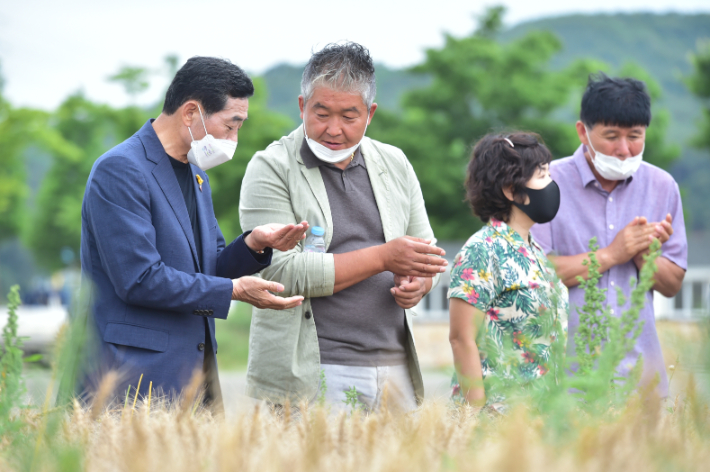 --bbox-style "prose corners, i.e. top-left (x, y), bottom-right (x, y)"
top-left (0, 7), bottom-right (708, 301)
